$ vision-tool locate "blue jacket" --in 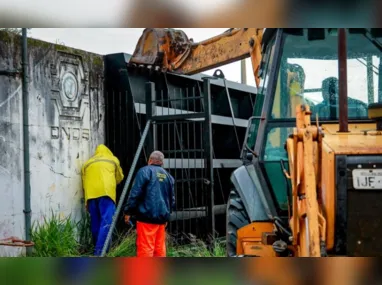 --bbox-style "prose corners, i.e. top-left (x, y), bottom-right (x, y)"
top-left (123, 164), bottom-right (175, 225)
